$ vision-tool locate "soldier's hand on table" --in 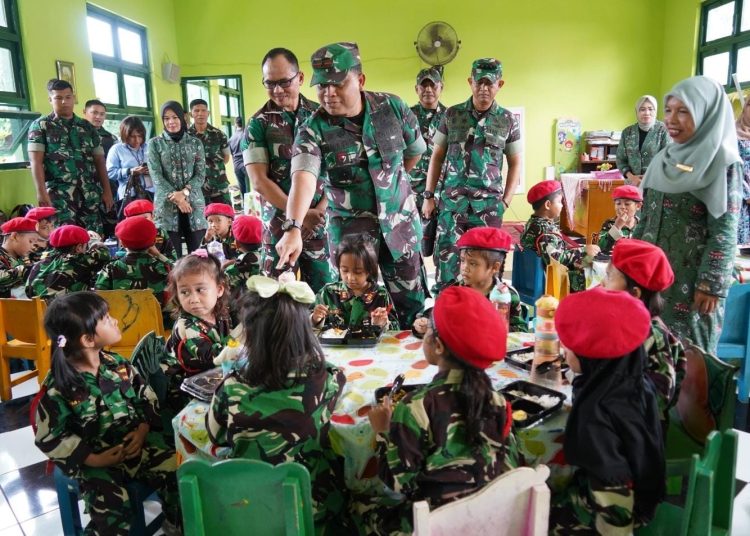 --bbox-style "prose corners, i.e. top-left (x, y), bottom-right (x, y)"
top-left (413, 317), bottom-right (429, 335)
top-left (368, 396), bottom-right (392, 434)
top-left (276, 229), bottom-right (303, 268)
top-left (370, 307), bottom-right (389, 327)
top-left (693, 290), bottom-right (719, 315)
top-left (311, 304), bottom-right (328, 325)
top-left (422, 198), bottom-right (436, 220)
top-left (85, 444), bottom-right (126, 467)
top-left (37, 192), bottom-right (52, 207)
top-left (122, 423), bottom-right (149, 459)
